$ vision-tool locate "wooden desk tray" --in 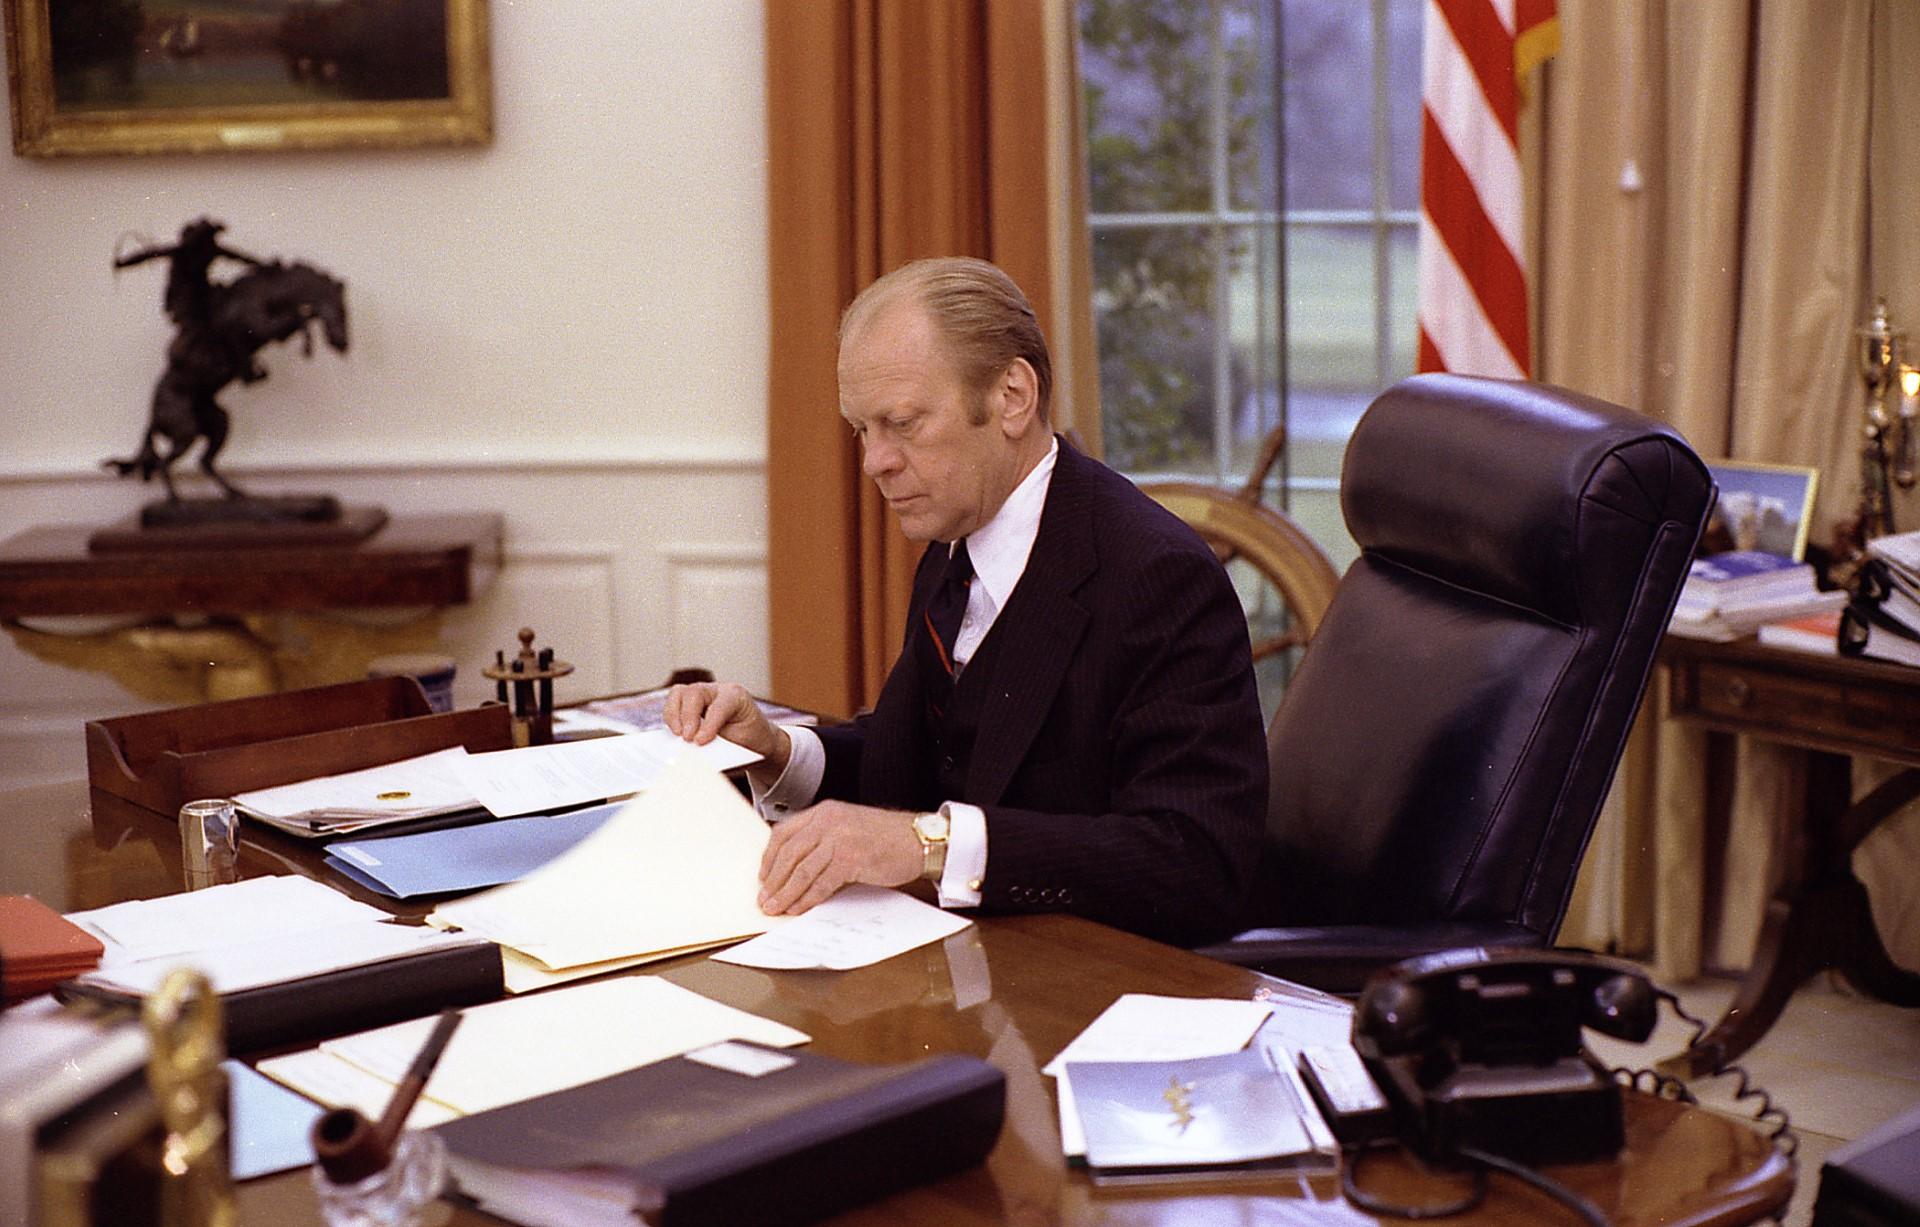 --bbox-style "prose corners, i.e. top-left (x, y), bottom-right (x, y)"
top-left (85, 676), bottom-right (514, 817)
